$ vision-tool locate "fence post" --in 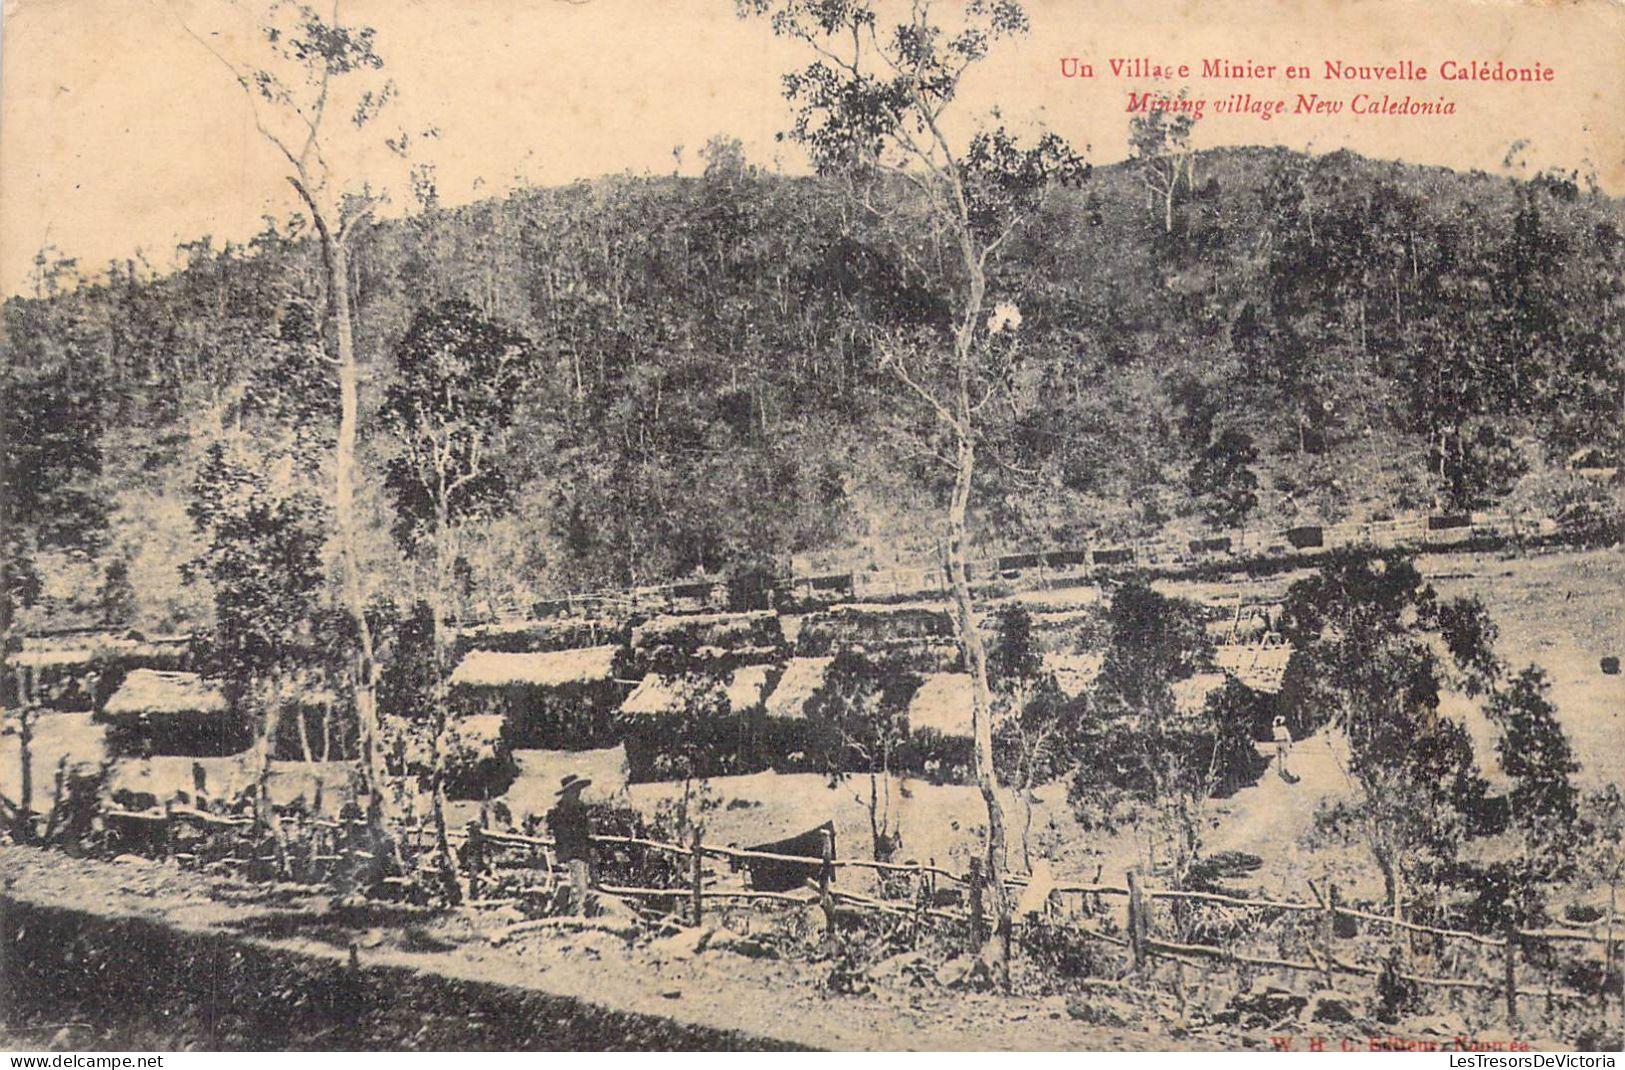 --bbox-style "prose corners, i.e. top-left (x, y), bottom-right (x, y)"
top-left (466, 820), bottom-right (484, 900)
top-left (818, 828), bottom-right (836, 941)
top-left (162, 800), bottom-right (176, 862)
top-left (1606, 904), bottom-right (1620, 1014)
top-left (910, 867), bottom-right (925, 950)
top-left (1127, 870), bottom-right (1146, 974)
top-left (1312, 880), bottom-right (1337, 991)
top-left (690, 827), bottom-right (704, 926)
top-left (968, 858), bottom-right (986, 948)
top-left (1503, 924), bottom-right (1519, 1029)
